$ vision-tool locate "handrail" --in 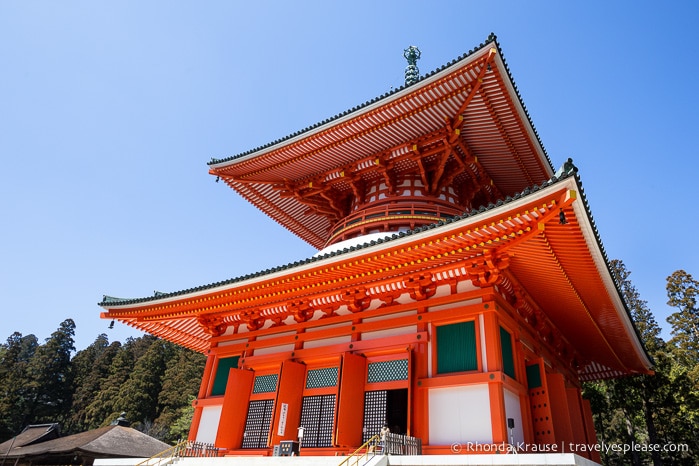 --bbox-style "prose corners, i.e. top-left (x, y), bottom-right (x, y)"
top-left (337, 434), bottom-right (380, 466)
top-left (135, 439), bottom-right (189, 466)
